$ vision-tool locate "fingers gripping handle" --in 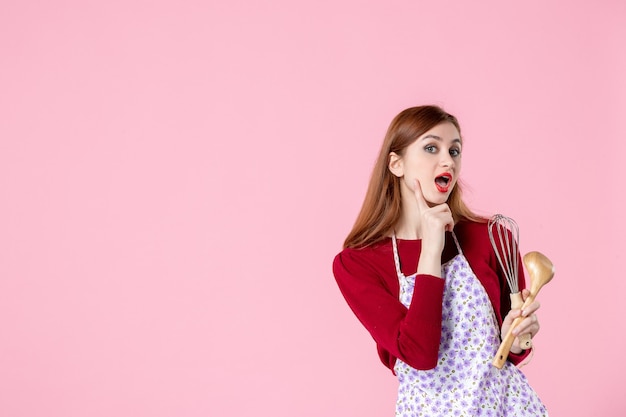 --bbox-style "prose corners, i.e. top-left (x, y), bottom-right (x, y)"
top-left (492, 294), bottom-right (536, 369)
top-left (510, 292), bottom-right (532, 350)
